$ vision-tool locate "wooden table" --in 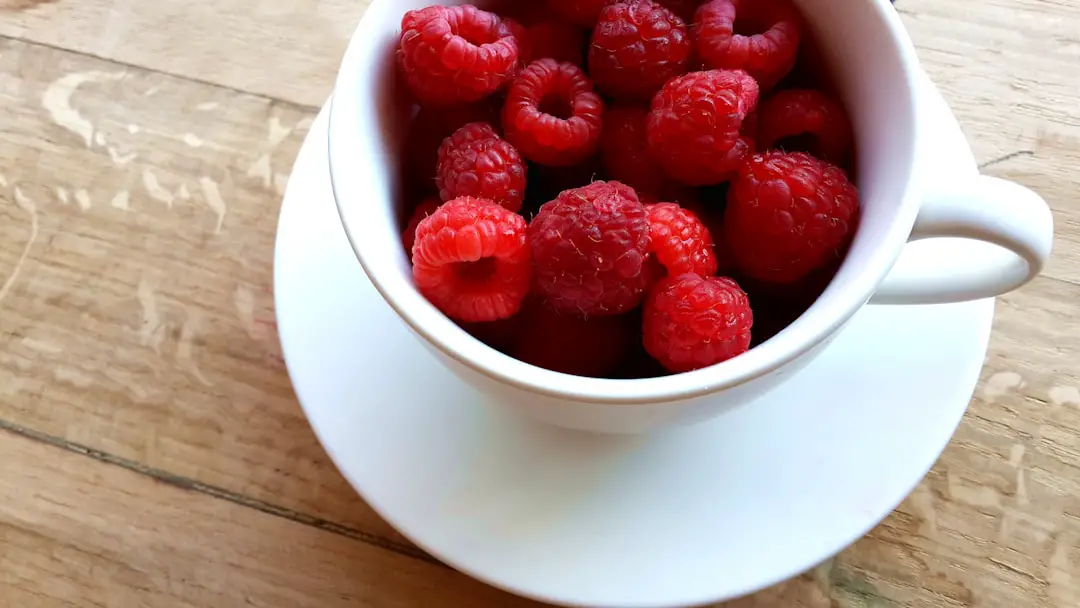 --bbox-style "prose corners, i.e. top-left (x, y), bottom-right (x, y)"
top-left (0, 0), bottom-right (1077, 605)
